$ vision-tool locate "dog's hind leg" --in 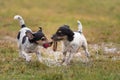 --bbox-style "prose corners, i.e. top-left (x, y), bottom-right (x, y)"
top-left (82, 42), bottom-right (90, 57)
